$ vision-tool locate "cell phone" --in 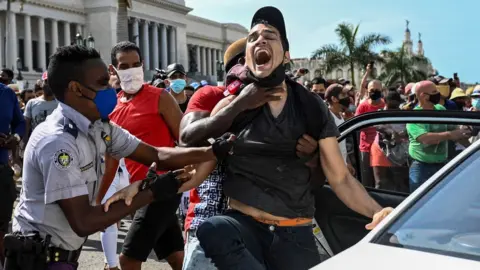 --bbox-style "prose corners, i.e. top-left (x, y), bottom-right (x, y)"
top-left (300, 68), bottom-right (309, 74)
top-left (369, 61), bottom-right (375, 67)
top-left (454, 73), bottom-right (458, 78)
